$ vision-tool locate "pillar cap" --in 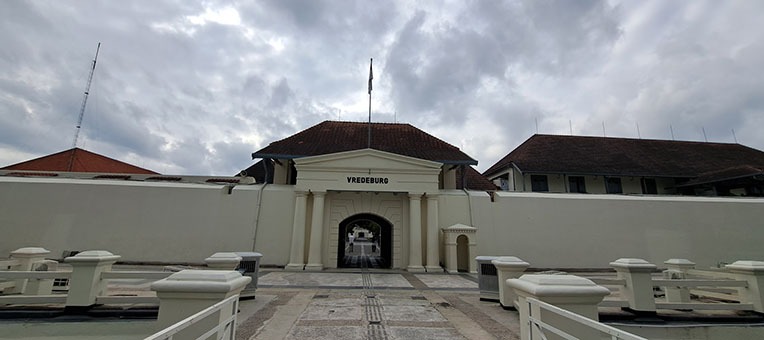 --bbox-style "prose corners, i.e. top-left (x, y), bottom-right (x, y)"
top-left (65, 250), bottom-right (121, 263)
top-left (204, 252), bottom-right (243, 265)
top-left (664, 259), bottom-right (695, 267)
top-left (726, 261), bottom-right (764, 274)
top-left (492, 256), bottom-right (530, 269)
top-left (507, 274), bottom-right (610, 298)
top-left (10, 247), bottom-right (50, 257)
top-left (475, 256), bottom-right (500, 262)
top-left (610, 258), bottom-right (657, 272)
top-left (152, 270), bottom-right (251, 293)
